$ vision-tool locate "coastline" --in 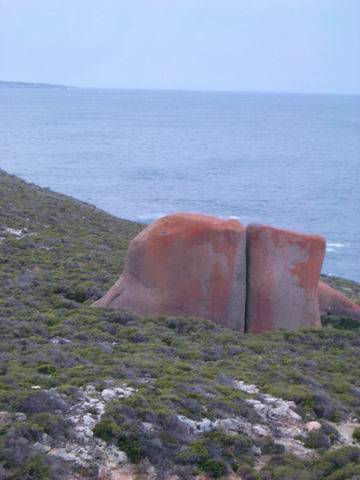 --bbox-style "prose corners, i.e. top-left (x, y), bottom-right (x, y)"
top-left (1, 168), bottom-right (360, 479)
top-left (1, 167), bottom-right (359, 295)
